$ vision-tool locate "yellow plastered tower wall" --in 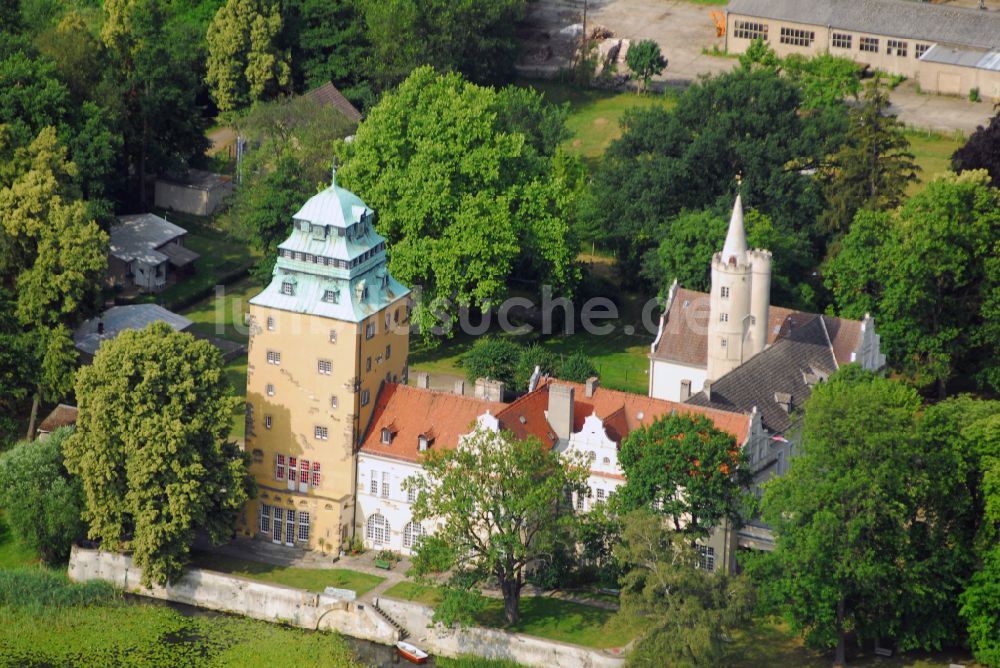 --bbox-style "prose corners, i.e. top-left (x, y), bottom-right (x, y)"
top-left (238, 174), bottom-right (410, 553)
